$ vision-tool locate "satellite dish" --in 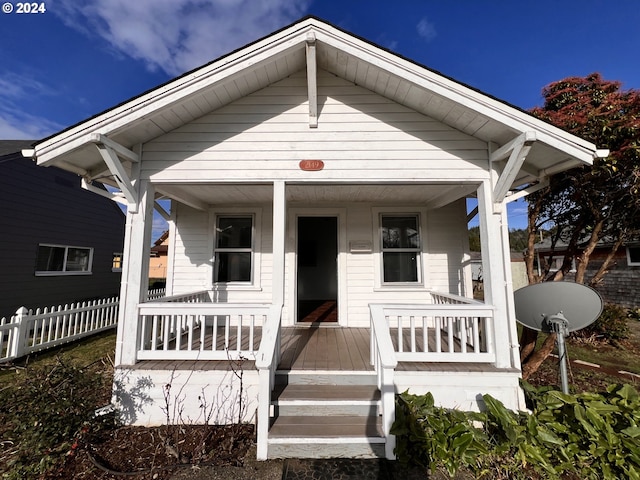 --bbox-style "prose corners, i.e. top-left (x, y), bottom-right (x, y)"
top-left (514, 282), bottom-right (603, 394)
top-left (514, 282), bottom-right (603, 333)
